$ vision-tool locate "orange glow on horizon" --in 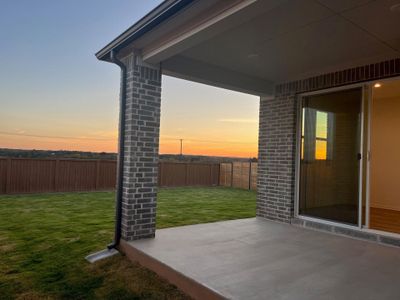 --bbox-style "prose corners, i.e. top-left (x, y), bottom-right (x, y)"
top-left (159, 139), bottom-right (257, 158)
top-left (0, 135), bottom-right (257, 158)
top-left (1, 76), bottom-right (259, 158)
